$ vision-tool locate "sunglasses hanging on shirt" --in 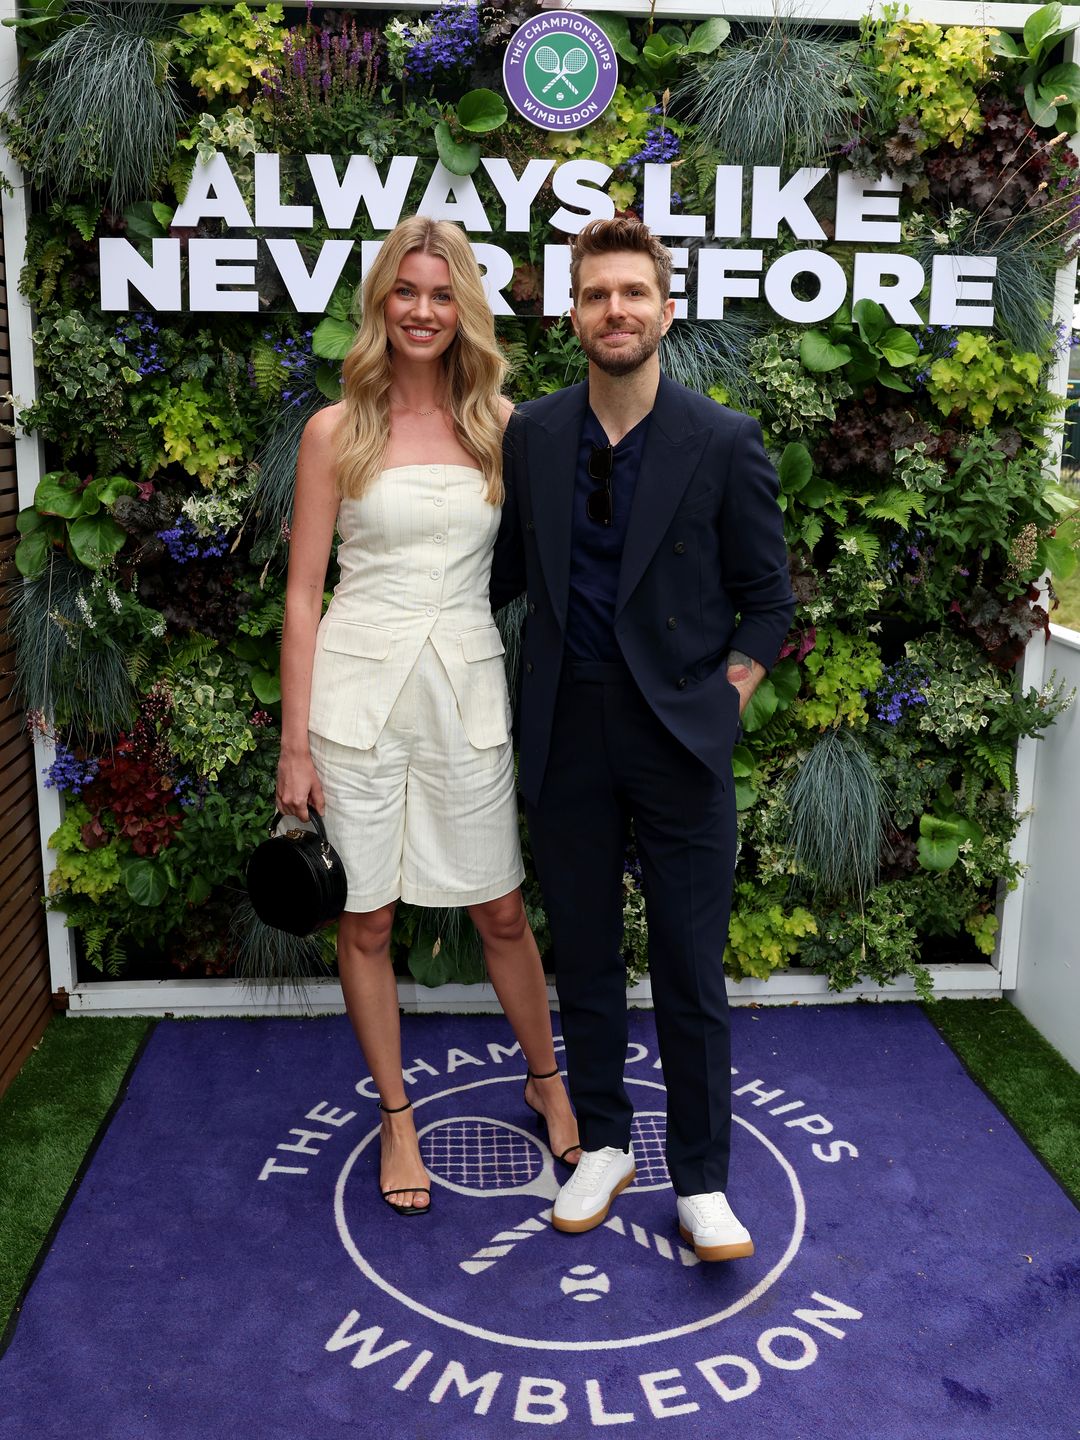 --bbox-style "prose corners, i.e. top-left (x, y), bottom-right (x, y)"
top-left (586, 444), bottom-right (614, 526)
